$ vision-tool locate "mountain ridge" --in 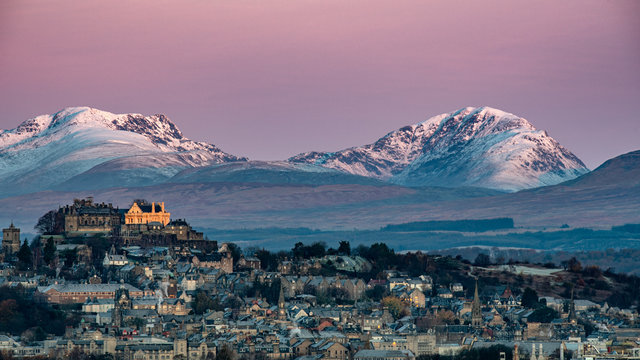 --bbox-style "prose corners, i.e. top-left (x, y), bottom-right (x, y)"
top-left (1, 105), bottom-right (589, 196)
top-left (0, 106), bottom-right (245, 197)
top-left (290, 106), bottom-right (588, 191)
